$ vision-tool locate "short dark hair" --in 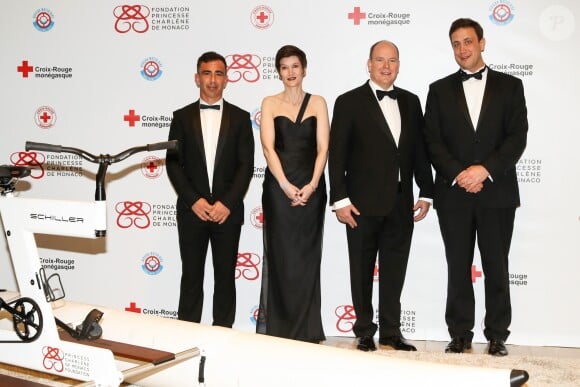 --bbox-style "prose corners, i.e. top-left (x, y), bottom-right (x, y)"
top-left (275, 45), bottom-right (307, 72)
top-left (449, 18), bottom-right (484, 41)
top-left (196, 51), bottom-right (227, 73)
top-left (369, 40), bottom-right (400, 59)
